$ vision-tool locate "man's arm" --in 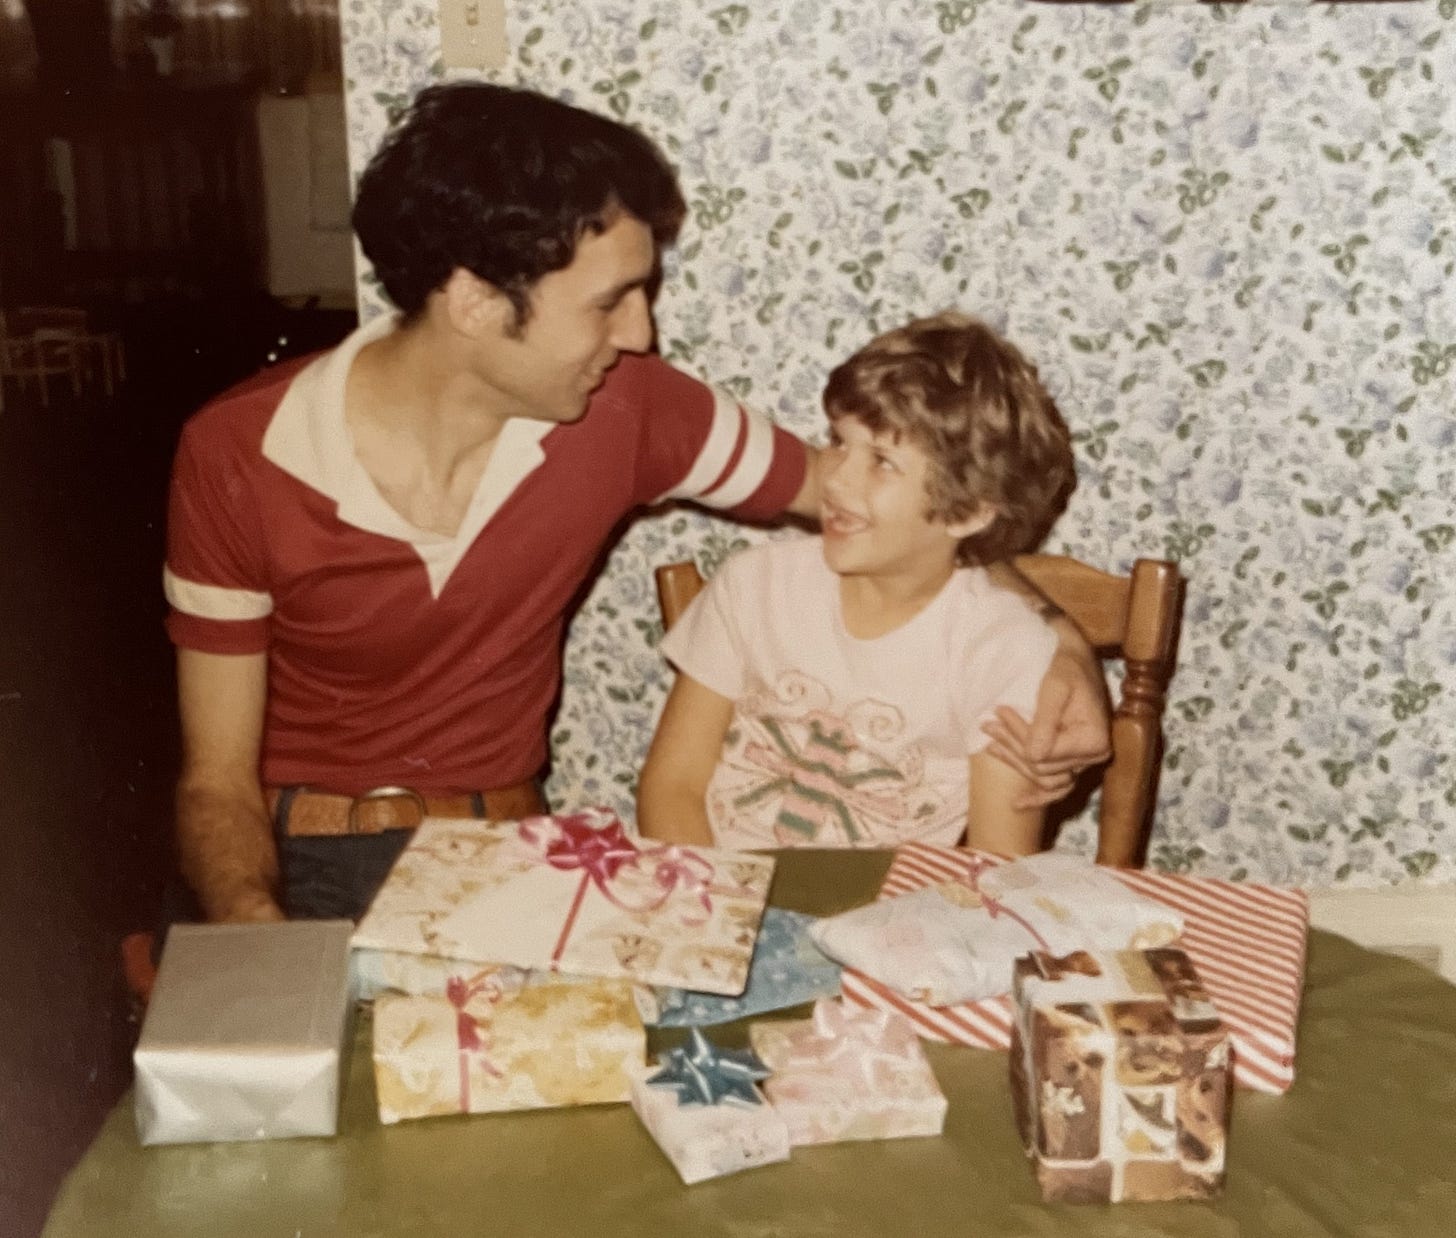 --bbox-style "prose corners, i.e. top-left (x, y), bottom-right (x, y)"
top-left (965, 750), bottom-right (1046, 857)
top-left (785, 441), bottom-right (824, 520)
top-left (981, 561), bottom-right (1112, 806)
top-left (175, 648), bottom-right (285, 922)
top-left (636, 672), bottom-right (735, 847)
